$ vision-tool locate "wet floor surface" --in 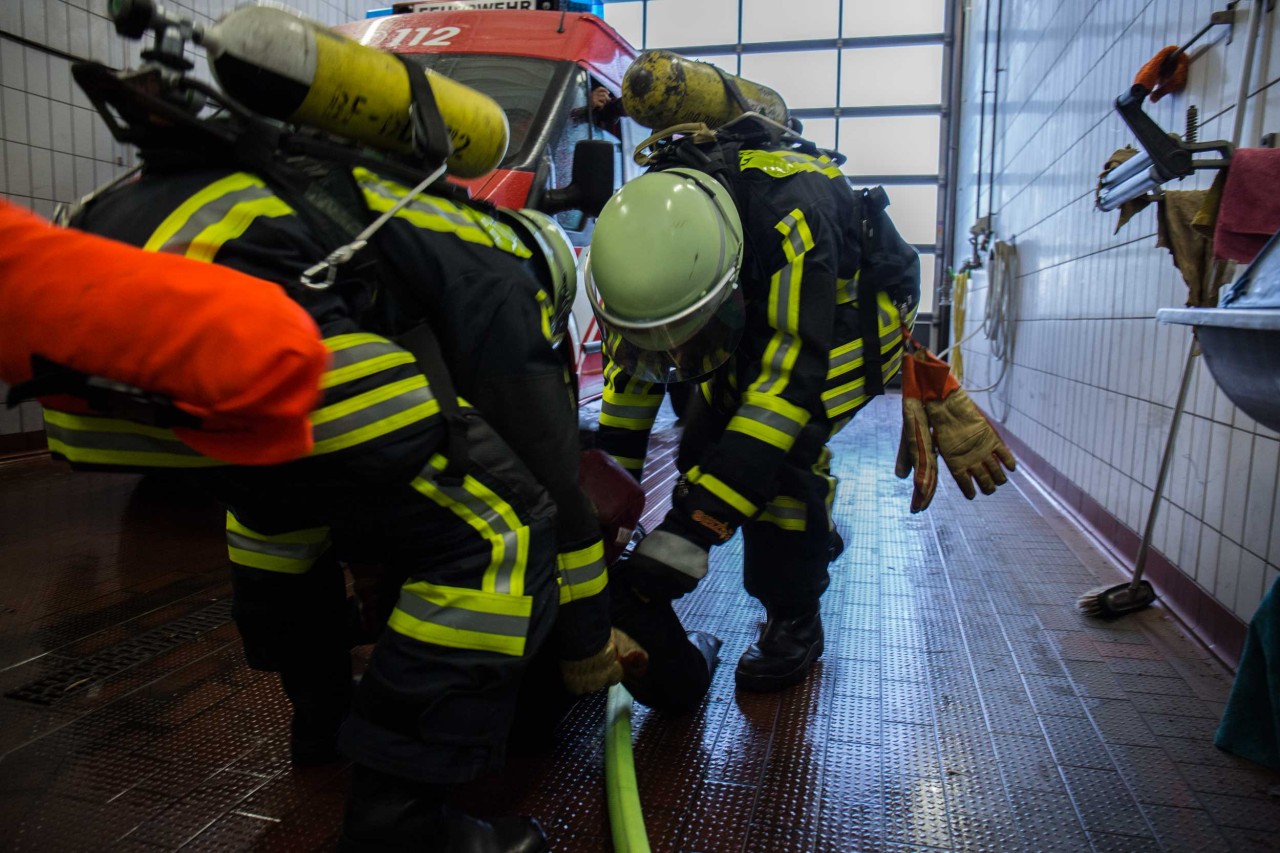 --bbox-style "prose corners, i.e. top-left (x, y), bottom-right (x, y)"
top-left (1, 395), bottom-right (1277, 852)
